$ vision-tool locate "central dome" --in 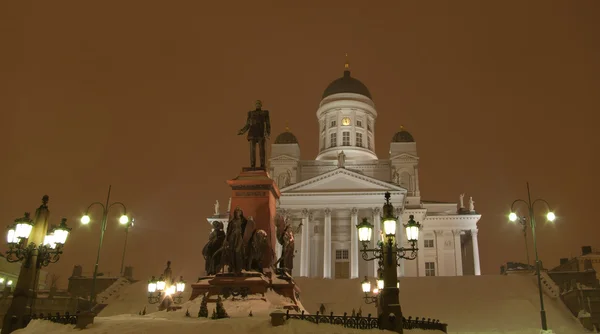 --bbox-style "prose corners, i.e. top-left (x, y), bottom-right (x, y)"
top-left (322, 70), bottom-right (372, 99)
